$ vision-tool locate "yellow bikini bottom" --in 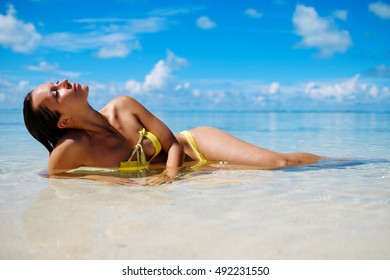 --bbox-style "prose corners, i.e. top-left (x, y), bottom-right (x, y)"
top-left (180, 130), bottom-right (207, 163)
